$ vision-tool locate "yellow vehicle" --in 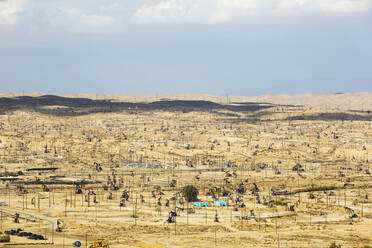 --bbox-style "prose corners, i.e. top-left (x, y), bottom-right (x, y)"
top-left (88, 241), bottom-right (109, 248)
